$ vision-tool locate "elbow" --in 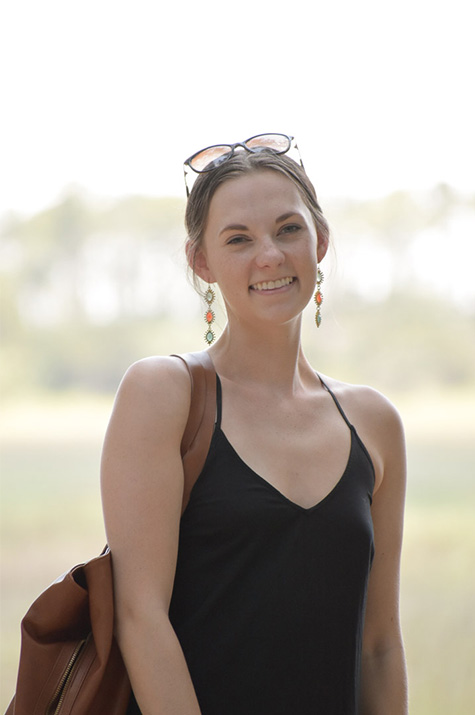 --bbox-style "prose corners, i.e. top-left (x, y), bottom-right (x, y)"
top-left (114, 595), bottom-right (171, 648)
top-left (362, 625), bottom-right (405, 661)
